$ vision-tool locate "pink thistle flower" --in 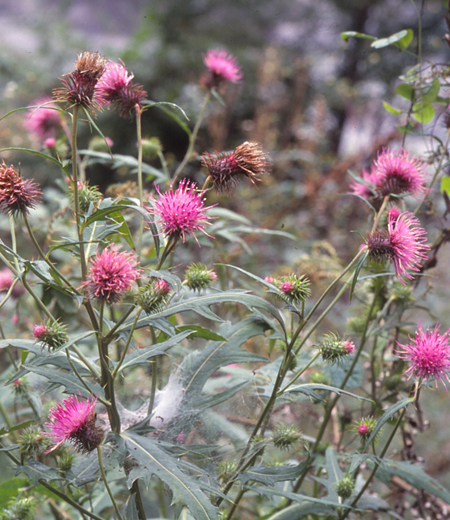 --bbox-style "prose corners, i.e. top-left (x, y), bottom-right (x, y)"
top-left (395, 323), bottom-right (450, 388)
top-left (44, 137), bottom-right (57, 149)
top-left (349, 168), bottom-right (378, 199)
top-left (201, 49), bottom-right (242, 89)
top-left (25, 97), bottom-right (62, 140)
top-left (264, 276), bottom-right (274, 284)
top-left (387, 206), bottom-right (401, 222)
top-left (343, 340), bottom-right (355, 354)
top-left (150, 179), bottom-right (215, 246)
top-left (366, 211), bottom-right (429, 284)
top-left (0, 160), bottom-right (41, 217)
top-left (43, 394), bottom-right (104, 452)
top-left (358, 424), bottom-right (369, 435)
top-left (82, 245), bottom-right (141, 304)
top-left (0, 268), bottom-right (24, 298)
top-left (280, 281), bottom-right (295, 293)
top-left (154, 279), bottom-right (171, 296)
top-left (372, 148), bottom-right (427, 198)
top-left (94, 61), bottom-right (147, 117)
top-left (33, 324), bottom-right (48, 340)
